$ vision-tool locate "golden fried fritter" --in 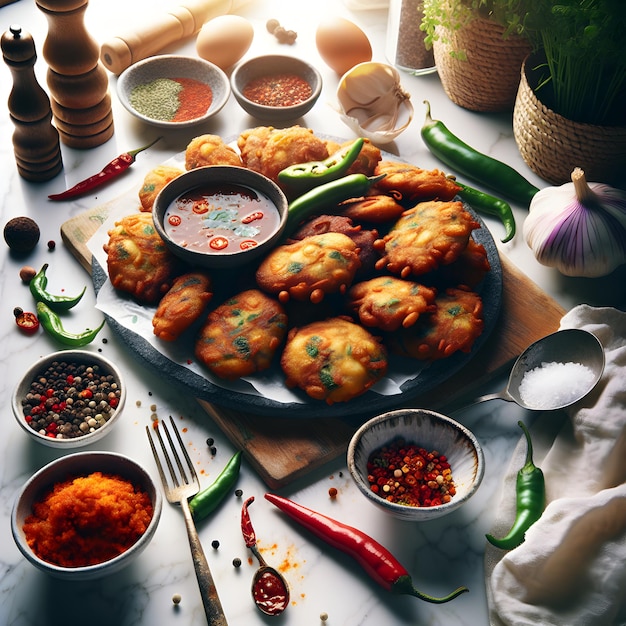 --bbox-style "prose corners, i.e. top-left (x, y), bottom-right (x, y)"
top-left (195, 289), bottom-right (287, 380)
top-left (387, 287), bottom-right (484, 360)
top-left (185, 134), bottom-right (242, 170)
top-left (138, 165), bottom-right (184, 212)
top-left (339, 194), bottom-right (406, 223)
top-left (152, 271), bottom-right (213, 341)
top-left (347, 276), bottom-right (437, 331)
top-left (374, 161), bottom-right (461, 202)
top-left (325, 138), bottom-right (382, 176)
top-left (104, 212), bottom-right (180, 304)
top-left (281, 317), bottom-right (388, 404)
top-left (237, 125), bottom-right (329, 184)
top-left (374, 200), bottom-right (480, 277)
top-left (429, 238), bottom-right (491, 288)
top-left (256, 232), bottom-right (361, 304)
